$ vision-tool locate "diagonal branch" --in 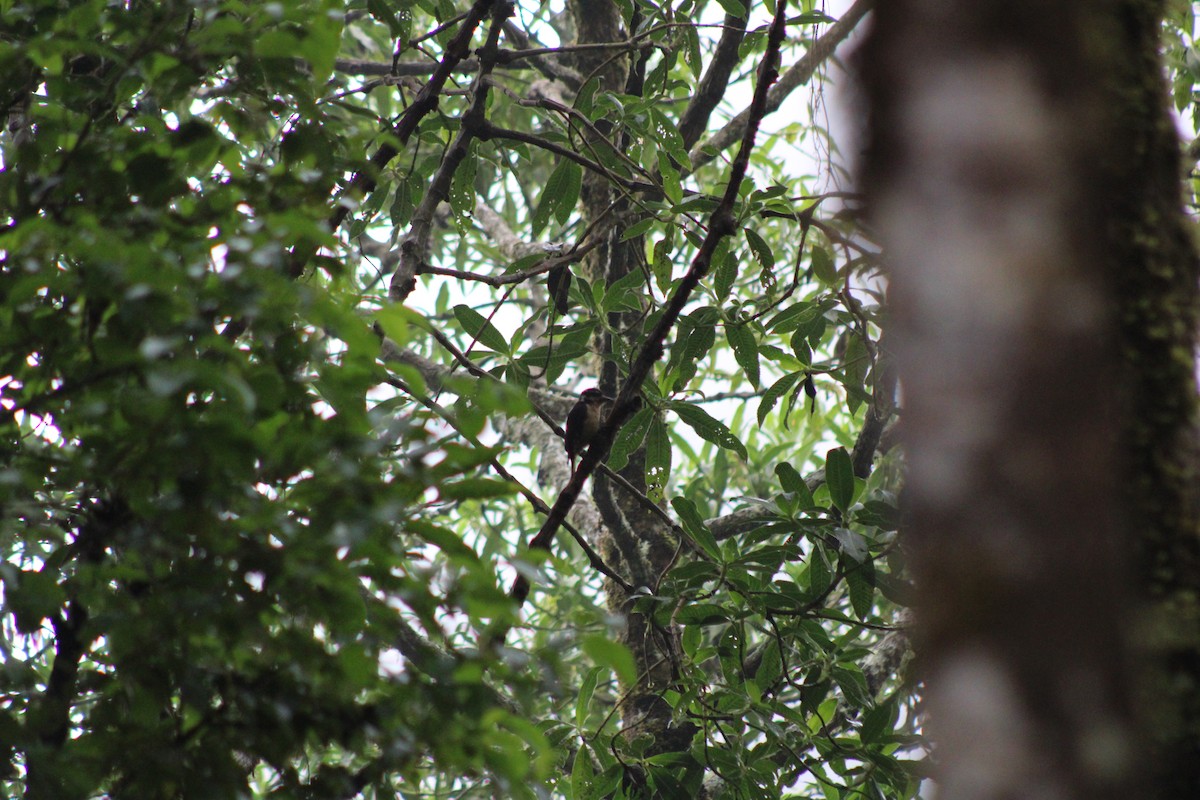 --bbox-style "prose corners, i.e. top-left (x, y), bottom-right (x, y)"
top-left (506, 0), bottom-right (795, 614)
top-left (678, 12), bottom-right (748, 150)
top-left (386, 375), bottom-right (633, 593)
top-left (477, 120), bottom-right (642, 191)
top-left (687, 0), bottom-right (873, 175)
top-left (389, 2), bottom-right (513, 301)
top-left (500, 18), bottom-right (583, 88)
top-left (322, 0), bottom-right (494, 257)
